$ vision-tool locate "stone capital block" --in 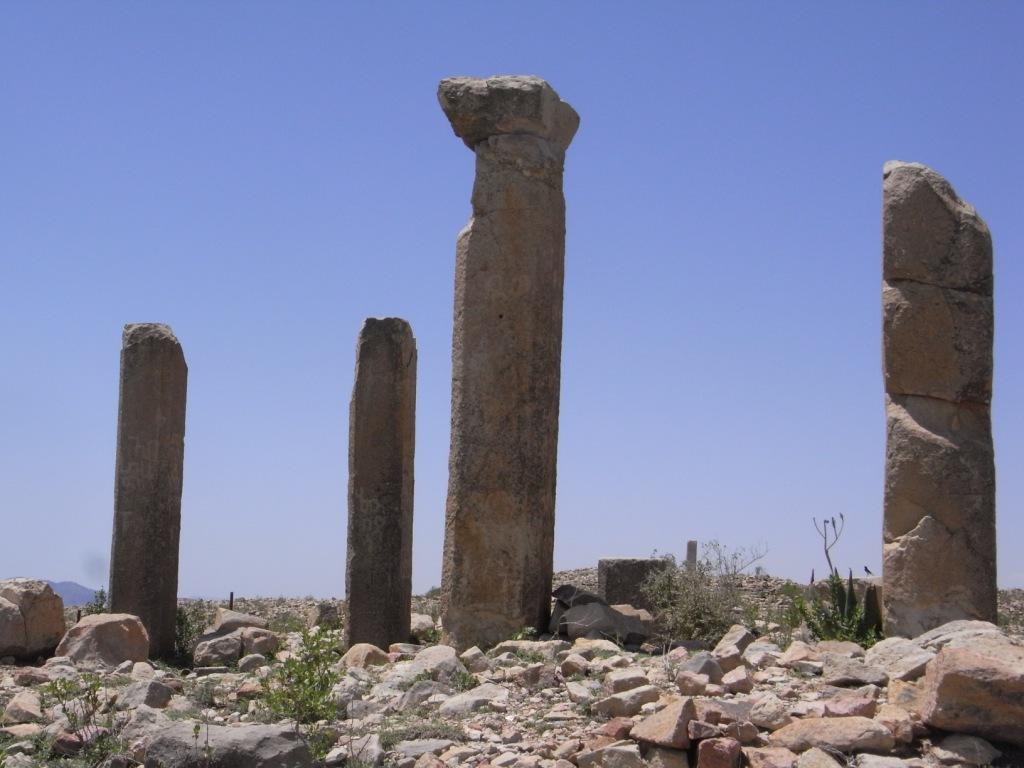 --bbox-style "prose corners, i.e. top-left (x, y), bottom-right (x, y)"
top-left (881, 162), bottom-right (996, 637)
top-left (439, 76), bottom-right (577, 650)
top-left (110, 323), bottom-right (187, 659)
top-left (438, 75), bottom-right (579, 151)
top-left (346, 318), bottom-right (416, 649)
